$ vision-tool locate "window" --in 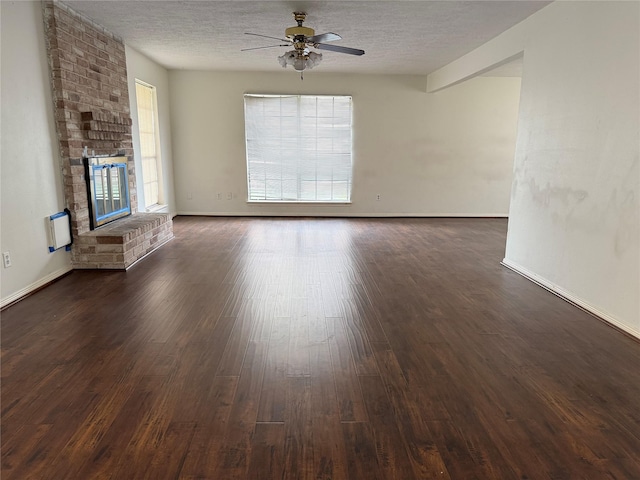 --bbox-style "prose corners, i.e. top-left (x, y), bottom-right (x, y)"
top-left (244, 94), bottom-right (353, 202)
top-left (135, 80), bottom-right (161, 208)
